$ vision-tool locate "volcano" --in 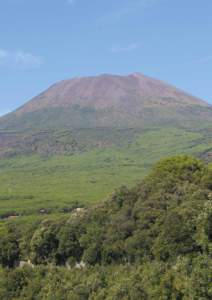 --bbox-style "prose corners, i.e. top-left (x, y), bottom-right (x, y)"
top-left (1, 73), bottom-right (211, 130)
